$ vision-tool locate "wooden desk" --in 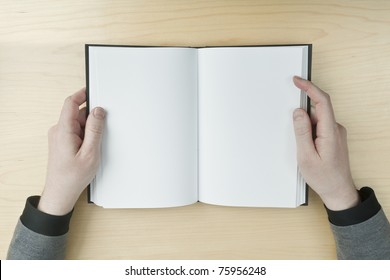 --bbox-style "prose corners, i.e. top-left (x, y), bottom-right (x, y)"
top-left (1, 0), bottom-right (389, 259)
